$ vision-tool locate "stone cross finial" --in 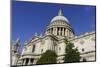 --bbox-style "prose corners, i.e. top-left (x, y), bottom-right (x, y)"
top-left (58, 9), bottom-right (63, 16)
